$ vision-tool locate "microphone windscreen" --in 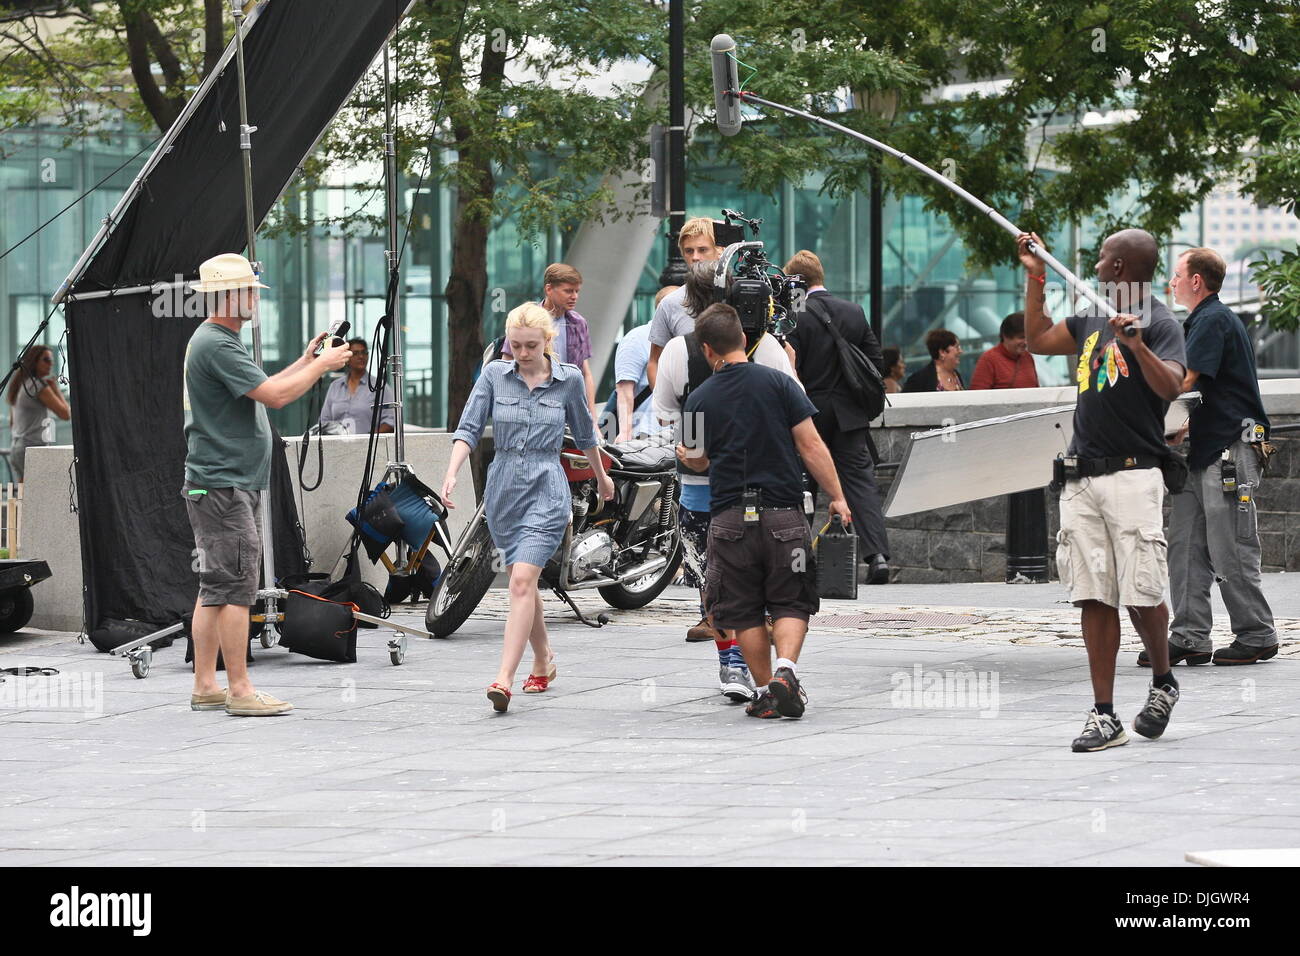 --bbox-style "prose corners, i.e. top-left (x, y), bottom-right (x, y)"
top-left (711, 35), bottom-right (743, 137)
